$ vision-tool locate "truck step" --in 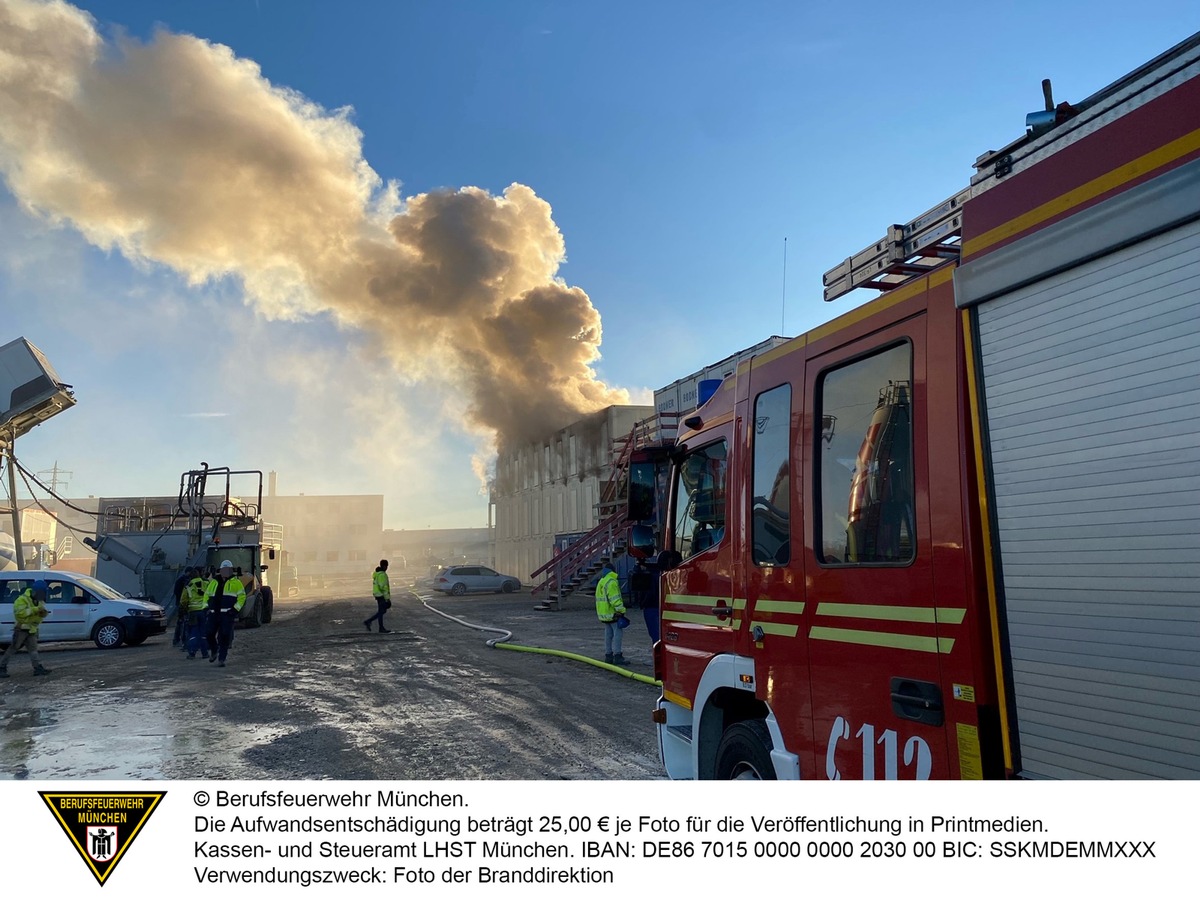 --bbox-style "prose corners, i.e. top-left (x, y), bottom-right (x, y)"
top-left (665, 724), bottom-right (693, 744)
